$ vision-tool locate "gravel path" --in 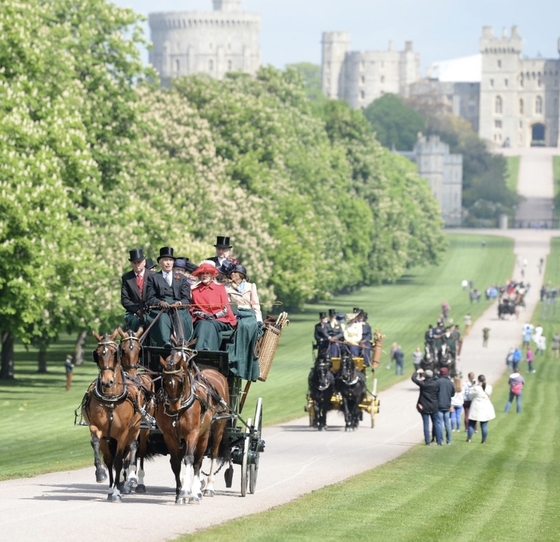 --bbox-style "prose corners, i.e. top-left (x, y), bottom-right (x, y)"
top-left (0, 150), bottom-right (557, 541)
